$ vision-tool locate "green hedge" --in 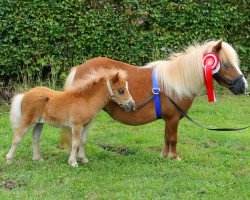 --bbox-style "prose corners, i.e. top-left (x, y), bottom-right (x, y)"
top-left (0, 0), bottom-right (249, 84)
